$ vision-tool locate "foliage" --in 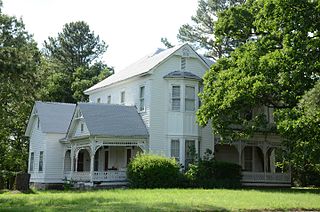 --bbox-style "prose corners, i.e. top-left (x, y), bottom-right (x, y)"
top-left (177, 0), bottom-right (245, 59)
top-left (1, 189), bottom-right (320, 211)
top-left (41, 21), bottom-right (113, 102)
top-left (0, 4), bottom-right (40, 180)
top-left (276, 81), bottom-right (320, 186)
top-left (160, 37), bottom-right (174, 48)
top-left (198, 0), bottom-right (320, 139)
top-left (185, 150), bottom-right (242, 188)
top-left (127, 154), bottom-right (181, 188)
